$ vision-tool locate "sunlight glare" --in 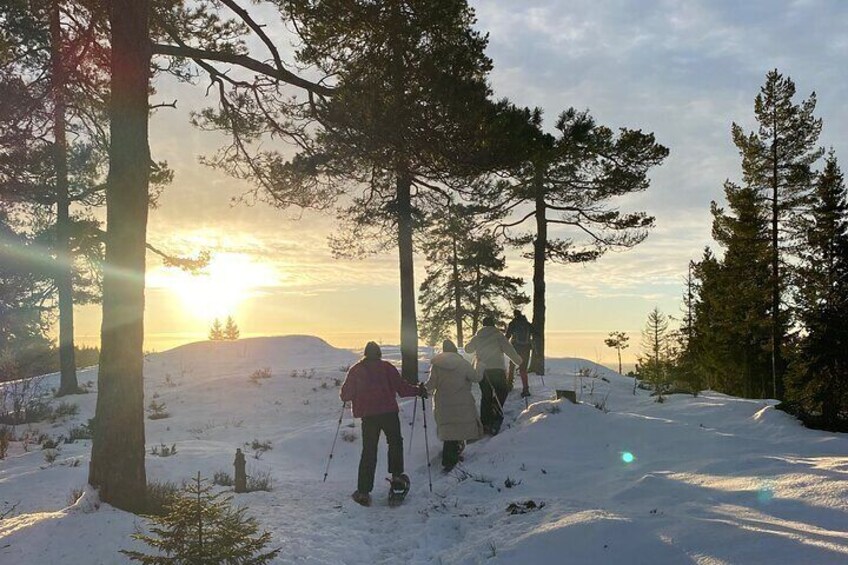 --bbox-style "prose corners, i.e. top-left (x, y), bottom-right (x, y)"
top-left (157, 253), bottom-right (279, 321)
